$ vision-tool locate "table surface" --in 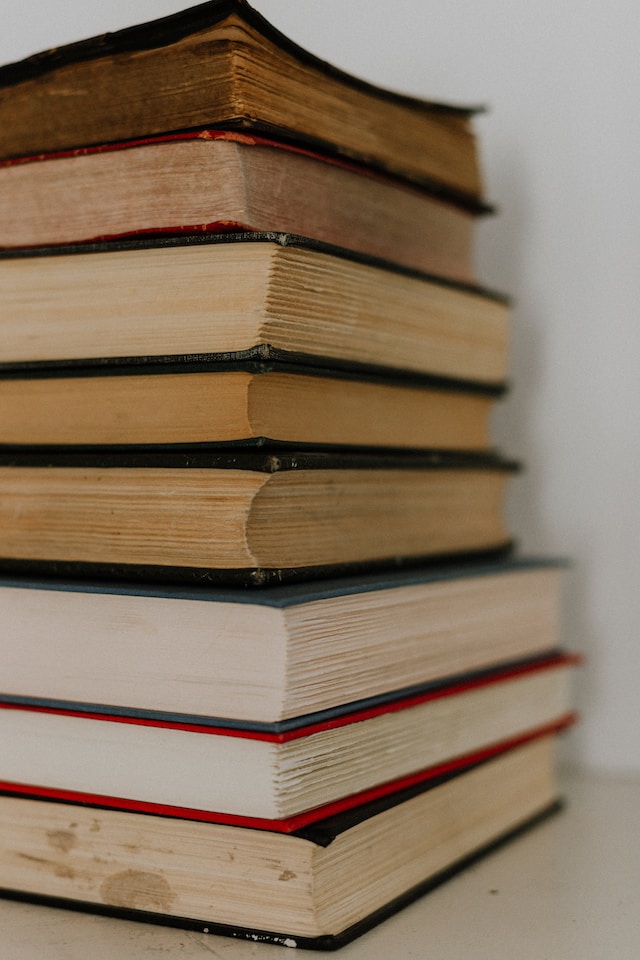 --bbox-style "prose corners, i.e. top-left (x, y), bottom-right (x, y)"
top-left (2, 769), bottom-right (639, 958)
